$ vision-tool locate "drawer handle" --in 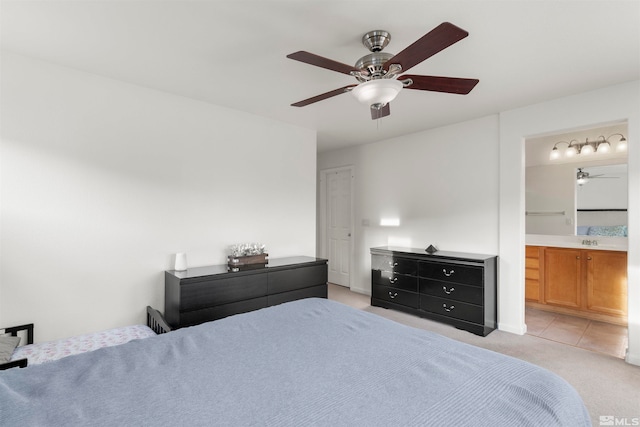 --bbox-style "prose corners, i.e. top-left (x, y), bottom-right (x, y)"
top-left (388, 261), bottom-right (398, 267)
top-left (389, 292), bottom-right (398, 299)
top-left (443, 286), bottom-right (455, 294)
top-left (389, 277), bottom-right (398, 284)
top-left (443, 304), bottom-right (455, 312)
top-left (442, 269), bottom-right (455, 277)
